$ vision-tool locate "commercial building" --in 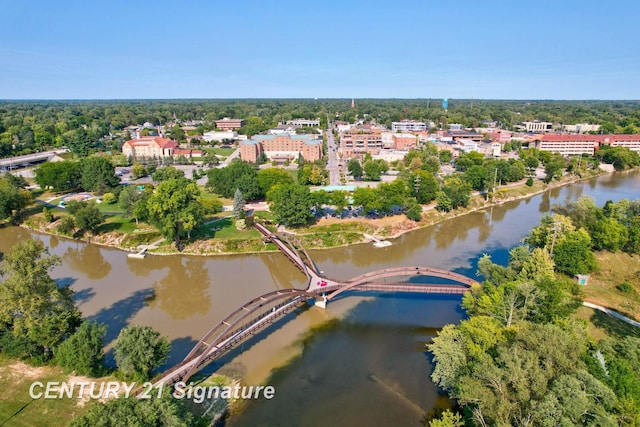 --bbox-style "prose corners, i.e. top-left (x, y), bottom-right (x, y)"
top-left (339, 130), bottom-right (383, 158)
top-left (523, 121), bottom-right (554, 132)
top-left (239, 133), bottom-right (322, 163)
top-left (215, 118), bottom-right (245, 130)
top-left (122, 137), bottom-right (177, 158)
top-left (202, 131), bottom-right (237, 142)
top-left (392, 134), bottom-right (418, 151)
top-left (285, 119), bottom-right (320, 127)
top-left (391, 120), bottom-right (429, 132)
top-left (533, 134), bottom-right (640, 155)
top-left (561, 123), bottom-right (601, 134)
